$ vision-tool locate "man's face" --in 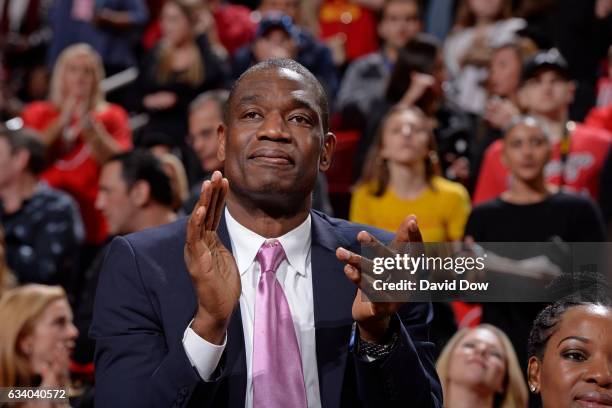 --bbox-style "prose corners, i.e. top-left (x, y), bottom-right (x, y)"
top-left (95, 161), bottom-right (138, 235)
top-left (378, 0), bottom-right (421, 51)
top-left (488, 47), bottom-right (521, 98)
top-left (520, 69), bottom-right (574, 117)
top-left (218, 67), bottom-right (335, 213)
top-left (189, 101), bottom-right (224, 173)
